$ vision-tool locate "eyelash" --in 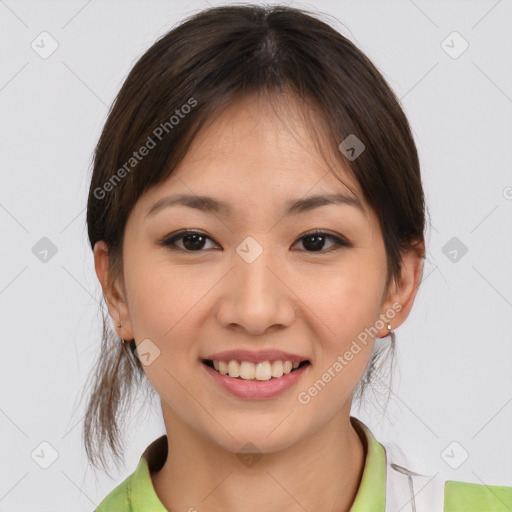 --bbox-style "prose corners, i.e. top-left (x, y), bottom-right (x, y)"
top-left (159, 229), bottom-right (351, 254)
